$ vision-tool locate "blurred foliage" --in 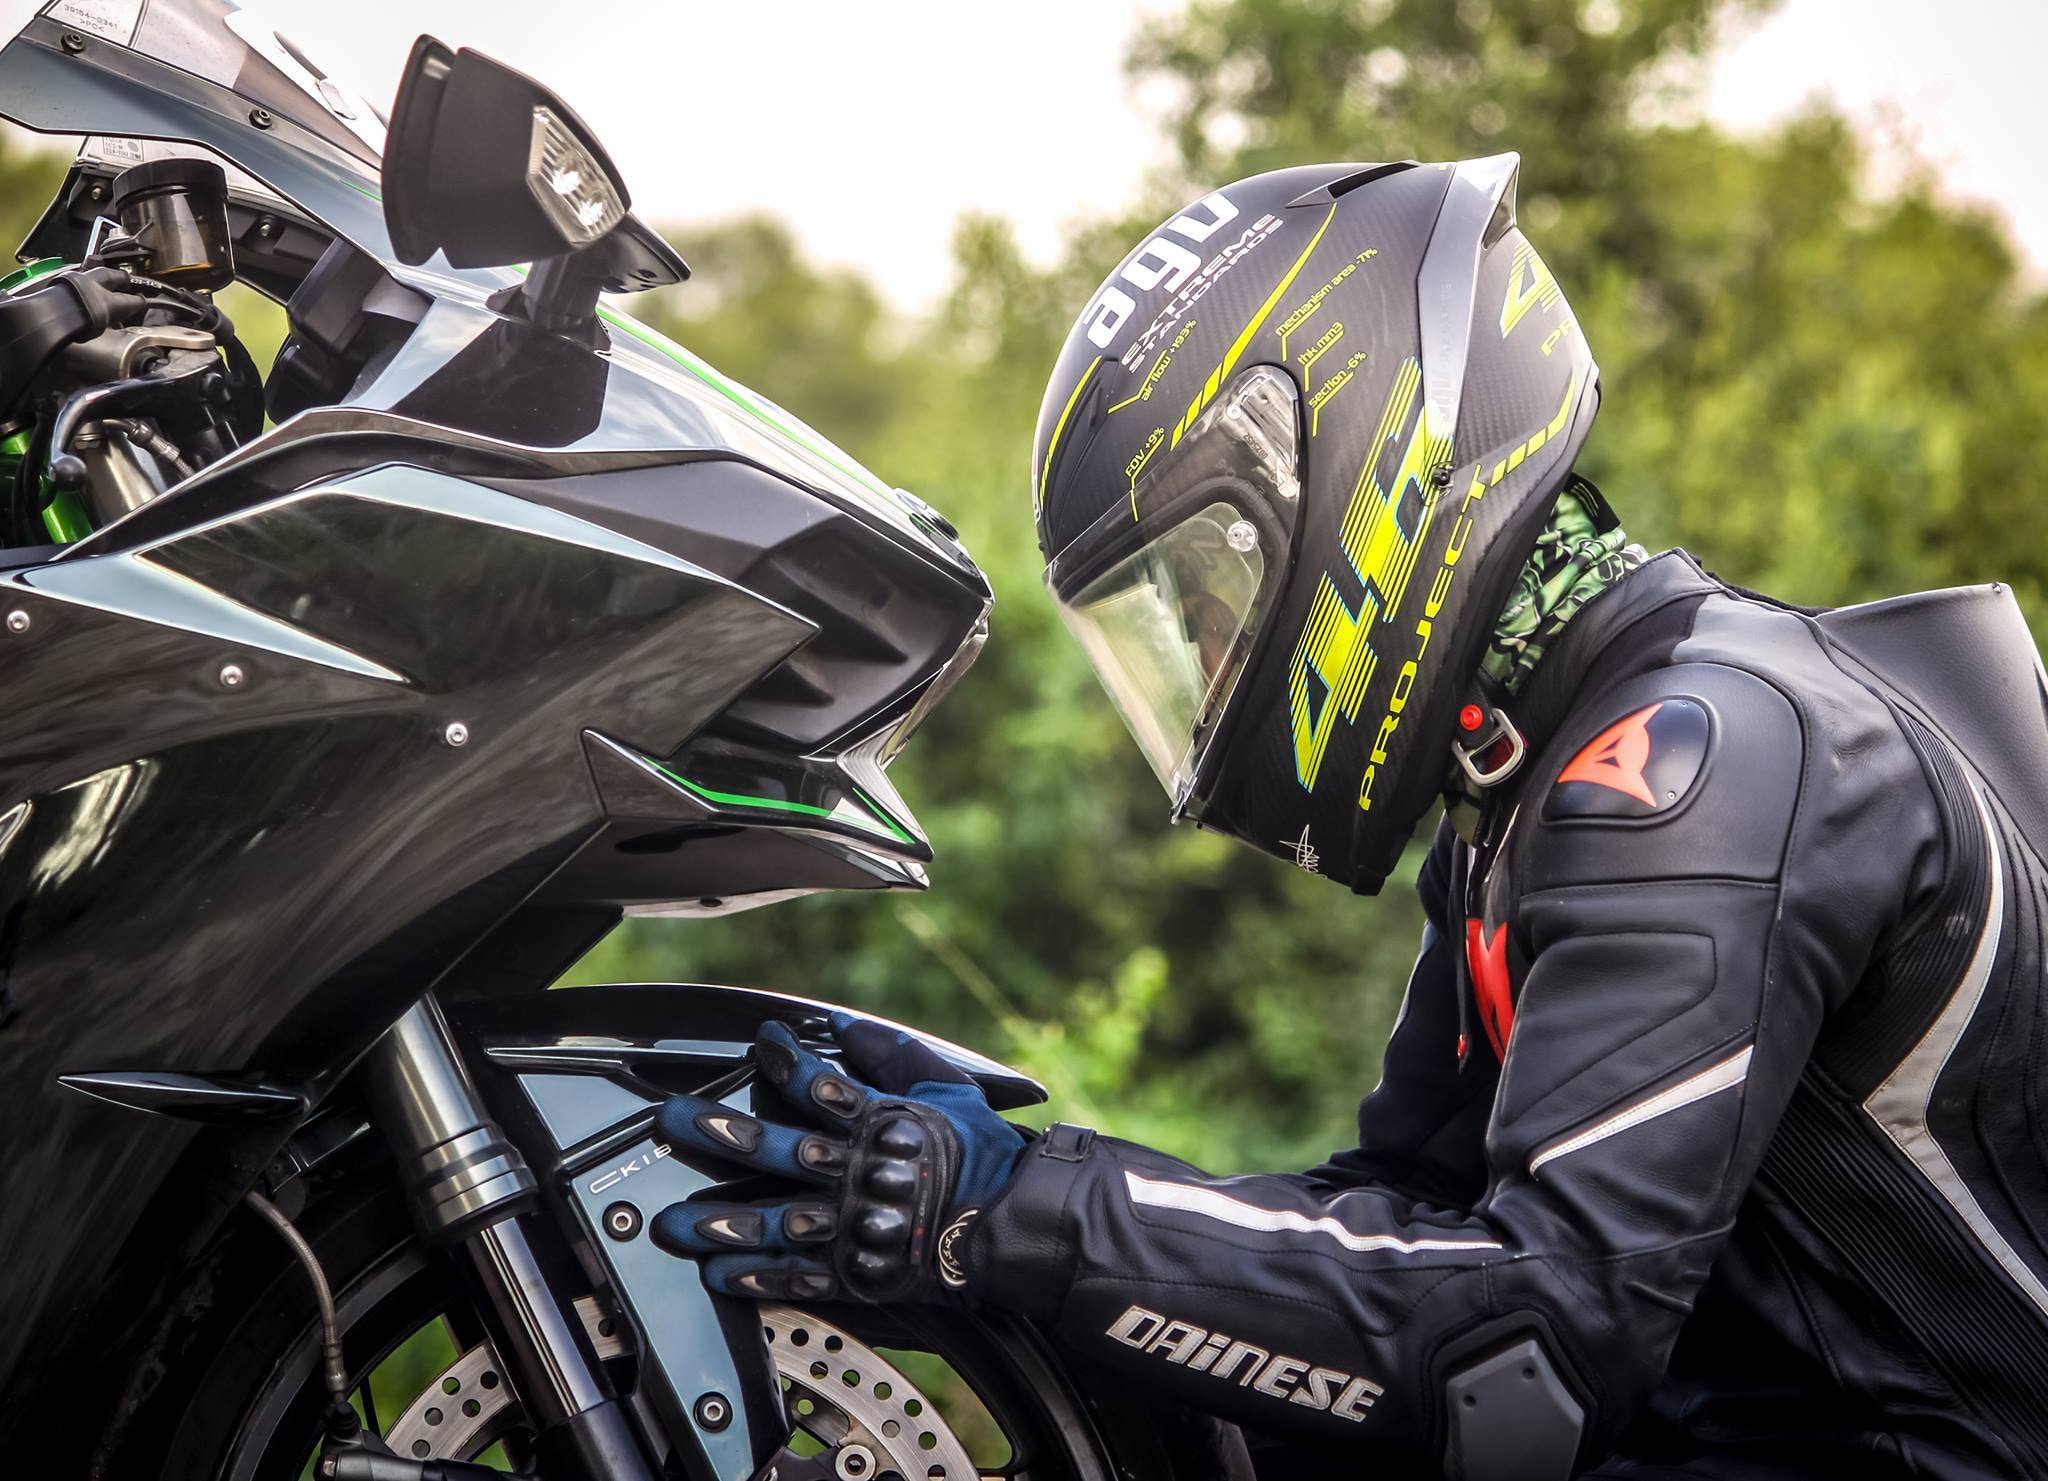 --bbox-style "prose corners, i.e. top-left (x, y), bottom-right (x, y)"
top-left (0, 128), bottom-right (66, 266)
top-left (560, 0), bottom-right (2048, 1176)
